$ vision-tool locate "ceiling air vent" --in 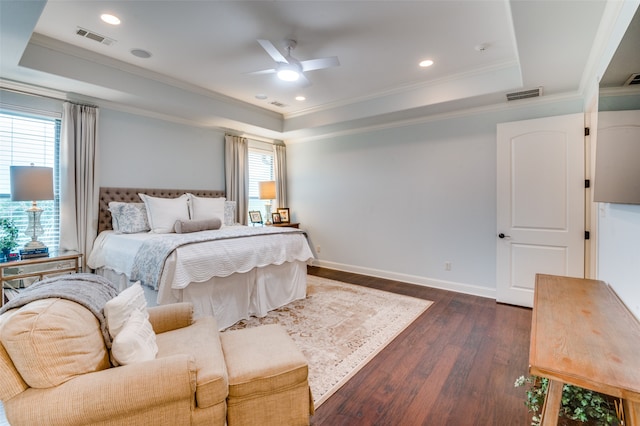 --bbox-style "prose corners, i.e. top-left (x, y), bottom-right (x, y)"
top-left (269, 101), bottom-right (287, 108)
top-left (506, 87), bottom-right (543, 101)
top-left (76, 27), bottom-right (115, 46)
top-left (624, 73), bottom-right (640, 86)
